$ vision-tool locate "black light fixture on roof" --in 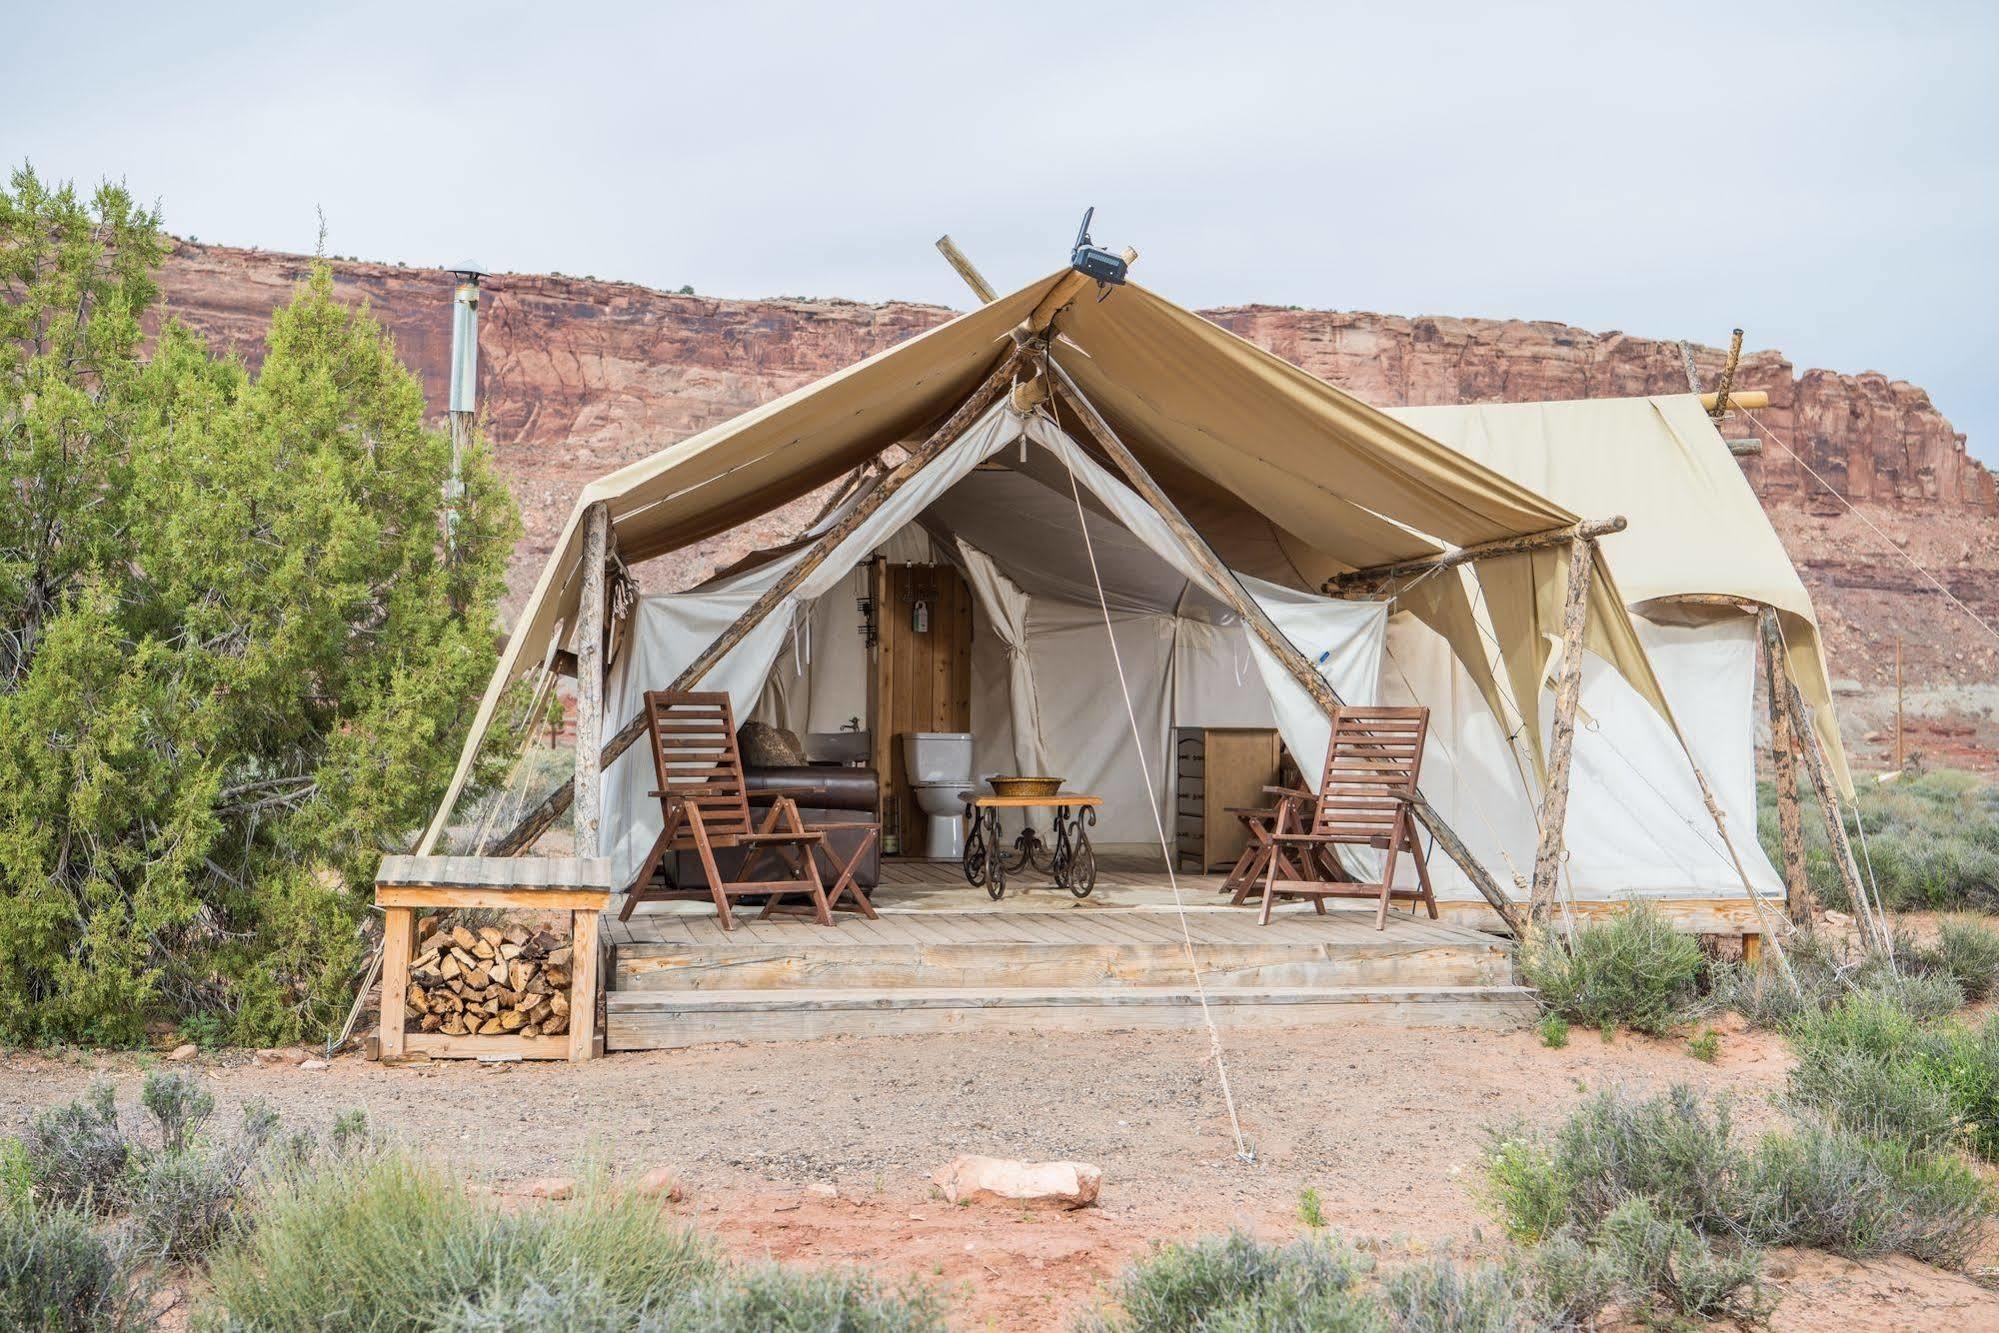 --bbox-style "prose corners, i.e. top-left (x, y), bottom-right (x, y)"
top-left (1070, 207), bottom-right (1129, 286)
